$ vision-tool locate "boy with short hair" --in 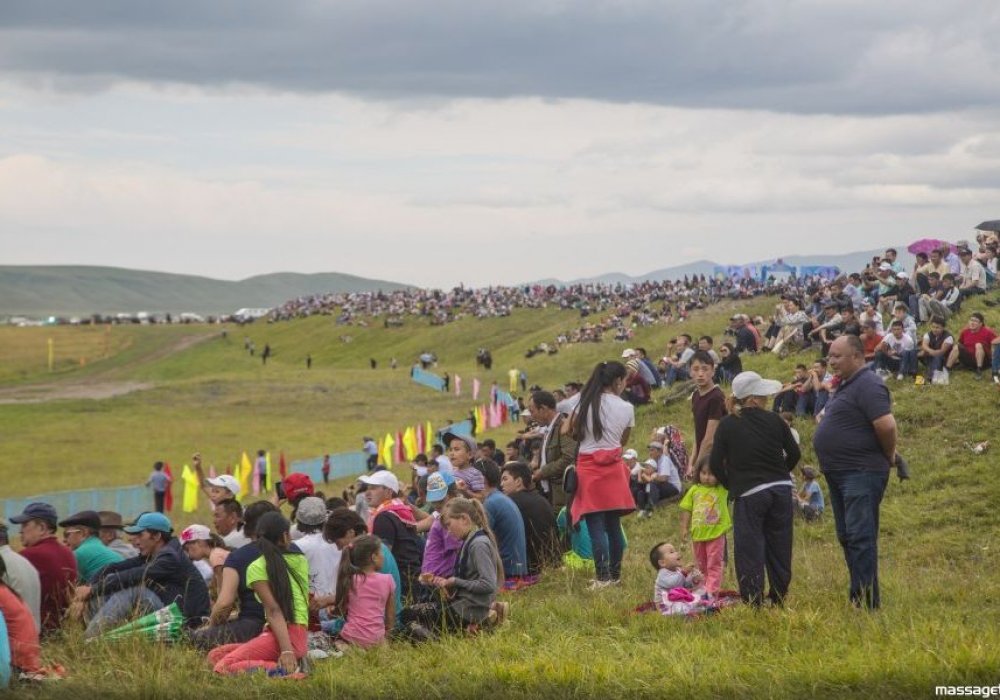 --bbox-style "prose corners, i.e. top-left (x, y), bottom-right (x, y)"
top-left (688, 350), bottom-right (726, 479)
